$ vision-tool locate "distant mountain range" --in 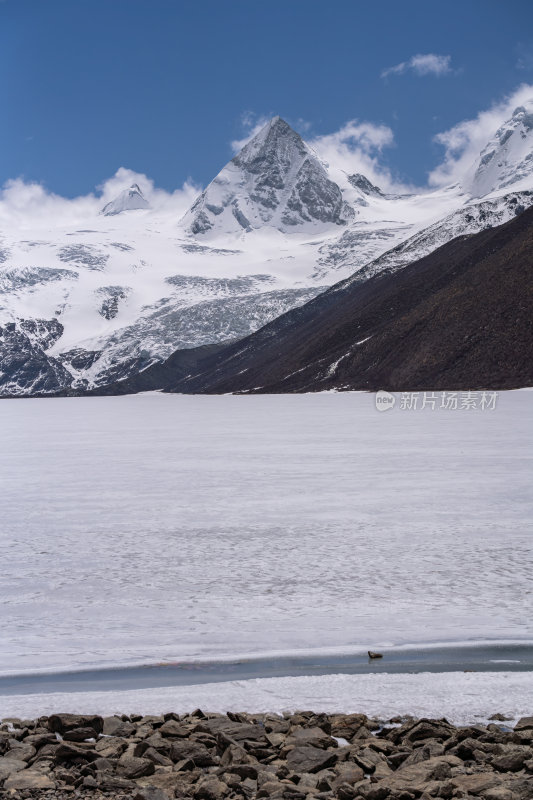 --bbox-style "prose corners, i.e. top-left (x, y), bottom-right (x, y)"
top-left (89, 205), bottom-right (533, 395)
top-left (1, 103), bottom-right (533, 396)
